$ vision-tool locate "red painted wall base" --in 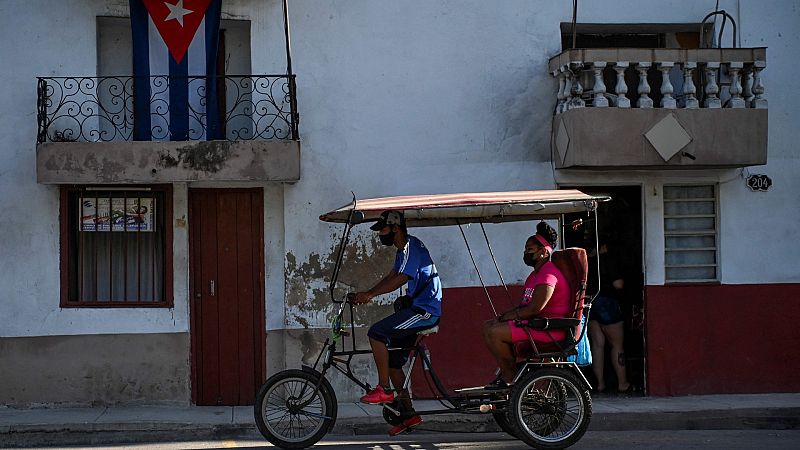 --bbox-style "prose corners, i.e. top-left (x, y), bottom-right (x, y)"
top-left (411, 285), bottom-right (523, 397)
top-left (411, 283), bottom-right (800, 398)
top-left (646, 284), bottom-right (800, 396)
